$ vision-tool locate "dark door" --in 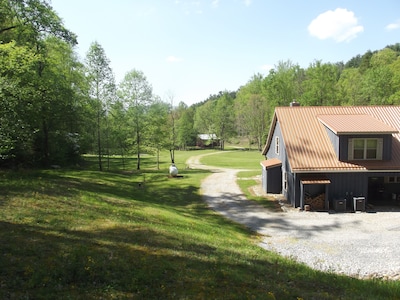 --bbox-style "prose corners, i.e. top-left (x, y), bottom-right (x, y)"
top-left (368, 177), bottom-right (385, 204)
